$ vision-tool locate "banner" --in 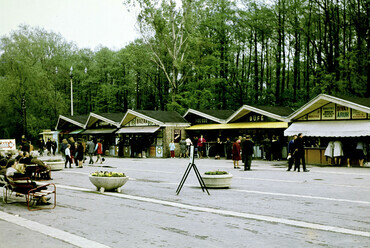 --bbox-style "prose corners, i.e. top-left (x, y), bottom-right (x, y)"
top-left (0, 139), bottom-right (16, 150)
